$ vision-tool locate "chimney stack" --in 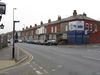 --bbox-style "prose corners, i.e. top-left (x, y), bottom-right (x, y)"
top-left (83, 12), bottom-right (87, 16)
top-left (40, 21), bottom-right (43, 25)
top-left (58, 16), bottom-right (61, 20)
top-left (30, 25), bottom-right (32, 28)
top-left (73, 10), bottom-right (77, 16)
top-left (35, 24), bottom-right (37, 27)
top-left (26, 26), bottom-right (28, 29)
top-left (48, 19), bottom-right (51, 23)
top-left (22, 28), bottom-right (24, 30)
